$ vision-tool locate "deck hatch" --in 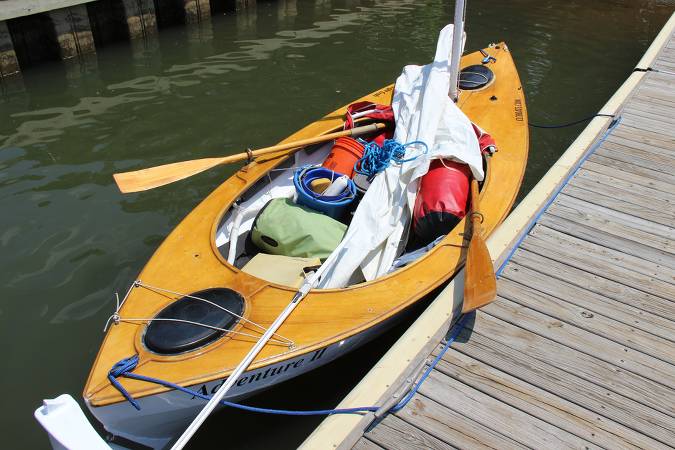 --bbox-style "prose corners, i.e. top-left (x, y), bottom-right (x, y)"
top-left (143, 288), bottom-right (244, 355)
